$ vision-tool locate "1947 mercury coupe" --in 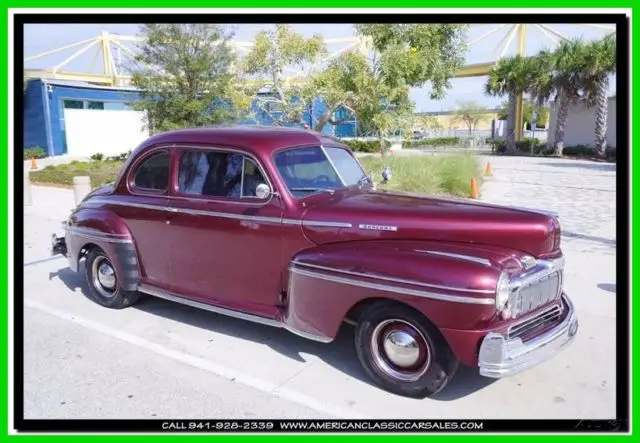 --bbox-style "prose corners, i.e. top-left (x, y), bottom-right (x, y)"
top-left (51, 126), bottom-right (578, 398)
